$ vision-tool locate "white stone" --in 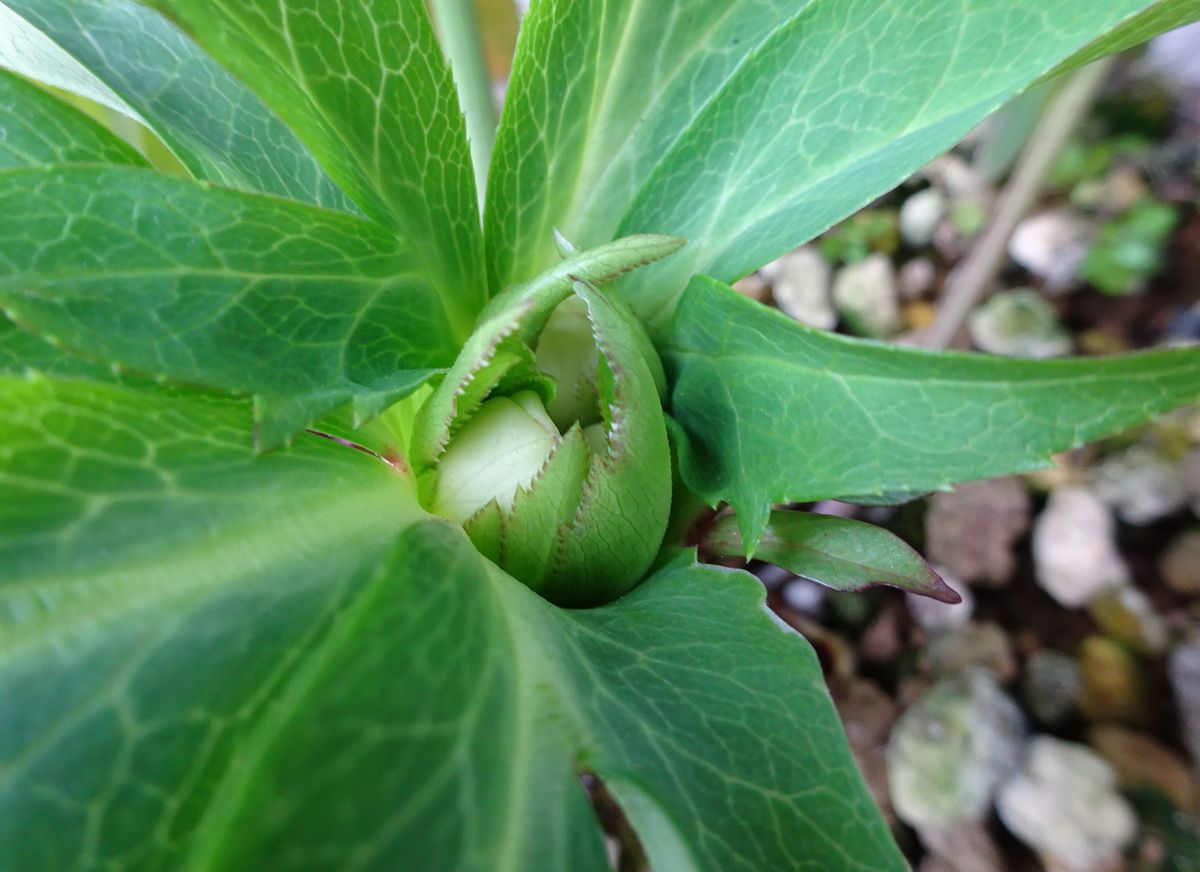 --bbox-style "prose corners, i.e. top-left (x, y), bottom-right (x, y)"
top-left (1032, 486), bottom-right (1130, 608)
top-left (1145, 21), bottom-right (1200, 90)
top-left (967, 289), bottom-right (1071, 359)
top-left (899, 257), bottom-right (937, 299)
top-left (1008, 210), bottom-right (1094, 293)
top-left (832, 254), bottom-right (901, 338)
top-left (900, 188), bottom-right (947, 247)
top-left (1093, 445), bottom-right (1190, 525)
top-left (760, 246), bottom-right (836, 330)
top-left (996, 737), bottom-right (1136, 872)
top-left (887, 670), bottom-right (1025, 828)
